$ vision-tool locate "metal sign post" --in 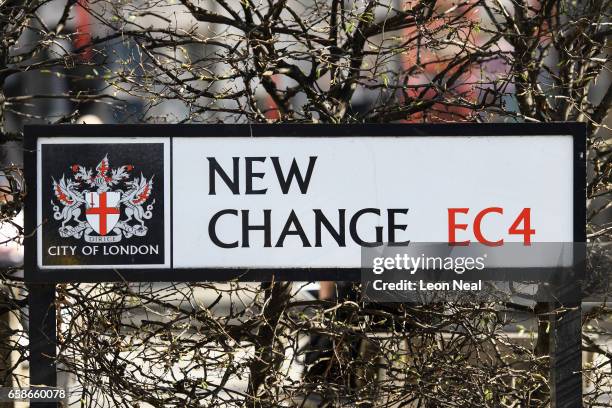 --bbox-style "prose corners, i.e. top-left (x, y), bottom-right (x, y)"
top-left (27, 284), bottom-right (57, 408)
